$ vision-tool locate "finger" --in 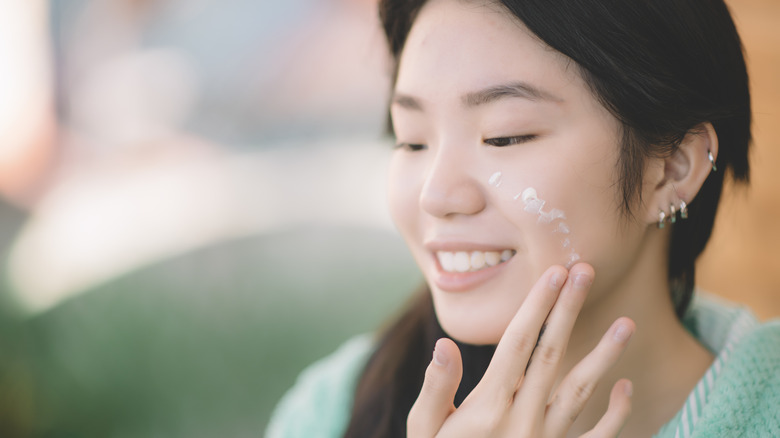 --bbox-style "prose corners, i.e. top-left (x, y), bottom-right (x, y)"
top-left (407, 338), bottom-right (463, 438)
top-left (512, 263), bottom-right (594, 417)
top-left (580, 379), bottom-right (633, 438)
top-left (544, 317), bottom-right (635, 435)
top-left (473, 265), bottom-right (568, 404)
